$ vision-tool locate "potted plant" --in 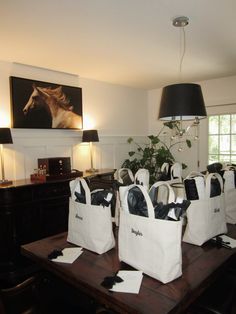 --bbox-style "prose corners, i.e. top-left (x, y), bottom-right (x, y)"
top-left (122, 122), bottom-right (191, 184)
